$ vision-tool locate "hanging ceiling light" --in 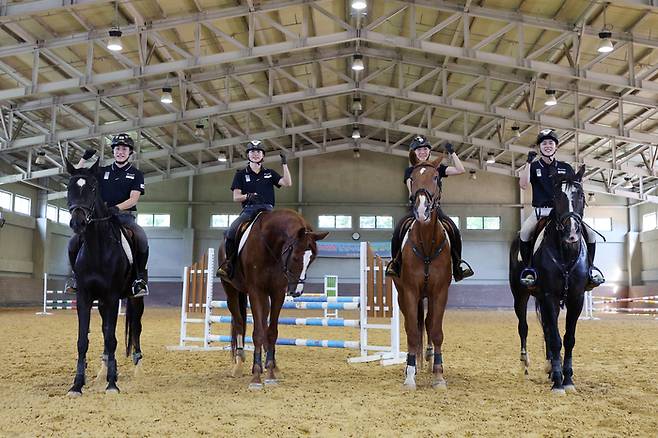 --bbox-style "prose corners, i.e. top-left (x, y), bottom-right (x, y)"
top-left (195, 123), bottom-right (204, 137)
top-left (587, 192), bottom-right (596, 204)
top-left (469, 169), bottom-right (477, 180)
top-left (107, 27), bottom-right (123, 52)
top-left (598, 30), bottom-right (614, 53)
top-left (218, 151), bottom-right (227, 162)
top-left (623, 177), bottom-right (633, 189)
top-left (35, 151), bottom-right (46, 165)
top-left (352, 54), bottom-right (364, 71)
top-left (351, 0), bottom-right (367, 10)
top-left (511, 124), bottom-right (521, 138)
top-left (160, 87), bottom-right (173, 104)
top-left (352, 97), bottom-right (362, 112)
top-left (351, 126), bottom-right (361, 139)
top-left (486, 151), bottom-right (496, 164)
top-left (544, 89), bottom-right (557, 106)
top-left (353, 148), bottom-right (361, 159)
